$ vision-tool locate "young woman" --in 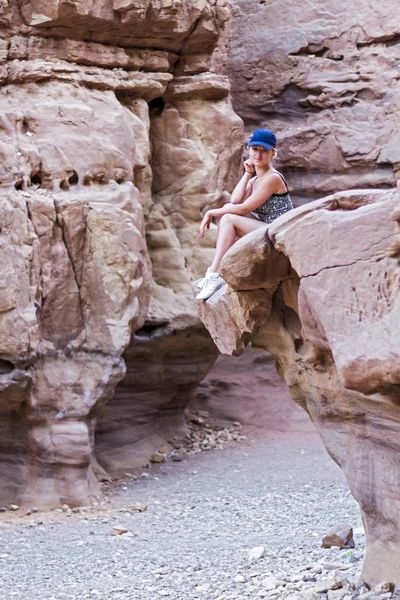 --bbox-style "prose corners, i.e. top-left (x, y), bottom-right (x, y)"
top-left (196, 129), bottom-right (293, 301)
